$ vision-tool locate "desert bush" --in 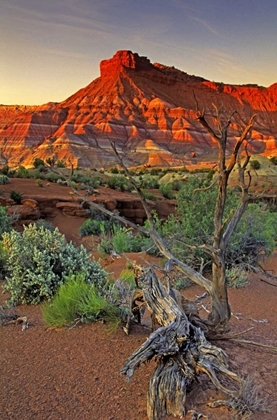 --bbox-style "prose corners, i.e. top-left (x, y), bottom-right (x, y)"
top-left (155, 176), bottom-right (277, 270)
top-left (139, 175), bottom-right (159, 189)
top-left (0, 206), bottom-right (12, 238)
top-left (56, 160), bottom-right (66, 168)
top-left (108, 167), bottom-right (119, 174)
top-left (250, 159), bottom-right (261, 170)
top-left (159, 183), bottom-right (174, 199)
top-left (10, 190), bottom-right (22, 204)
top-left (71, 172), bottom-right (83, 183)
top-left (34, 219), bottom-right (55, 232)
top-left (98, 224), bottom-right (151, 254)
top-left (85, 176), bottom-right (103, 188)
top-left (70, 173), bottom-right (104, 189)
top-left (171, 180), bottom-right (183, 191)
top-left (2, 224), bottom-right (107, 306)
top-left (36, 179), bottom-right (43, 187)
top-left (141, 189), bottom-right (157, 201)
top-left (0, 207), bottom-right (12, 278)
top-left (41, 272), bottom-right (120, 328)
top-left (45, 172), bottom-right (60, 183)
top-left (56, 178), bottom-right (67, 185)
top-left (106, 175), bottom-right (132, 192)
top-left (33, 158), bottom-right (45, 169)
top-left (226, 266), bottom-right (248, 288)
top-left (0, 165), bottom-right (10, 176)
top-left (149, 168), bottom-right (161, 176)
top-left (30, 169), bottom-right (46, 179)
top-left (79, 219), bottom-right (108, 237)
top-left (118, 269), bottom-right (136, 286)
top-left (16, 166), bottom-right (30, 178)
top-left (0, 175), bottom-right (10, 185)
